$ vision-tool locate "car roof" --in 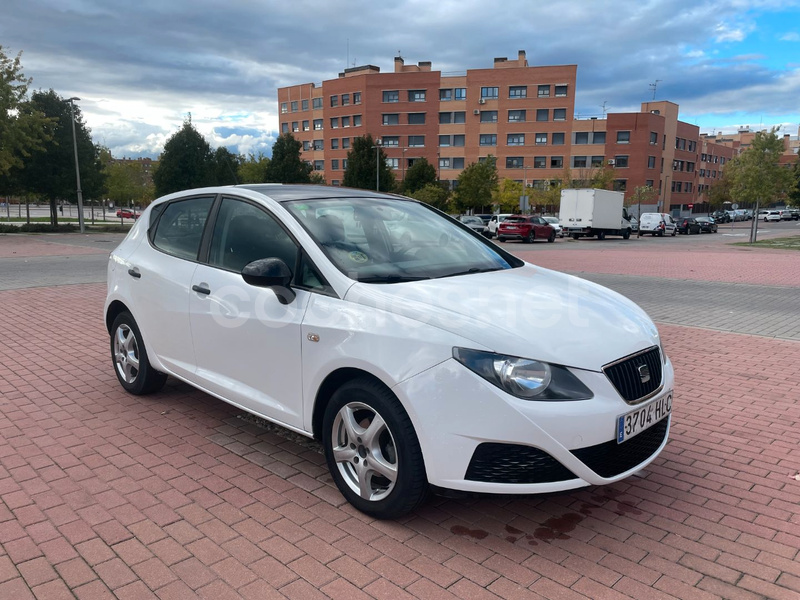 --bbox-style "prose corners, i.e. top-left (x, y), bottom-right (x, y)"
top-left (236, 184), bottom-right (401, 202)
